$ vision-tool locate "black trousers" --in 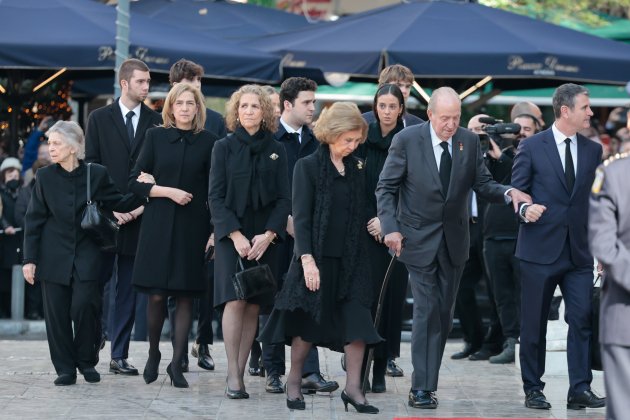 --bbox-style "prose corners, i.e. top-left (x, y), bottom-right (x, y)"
top-left (42, 277), bottom-right (100, 375)
top-left (454, 222), bottom-right (503, 350)
top-left (483, 238), bottom-right (520, 339)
